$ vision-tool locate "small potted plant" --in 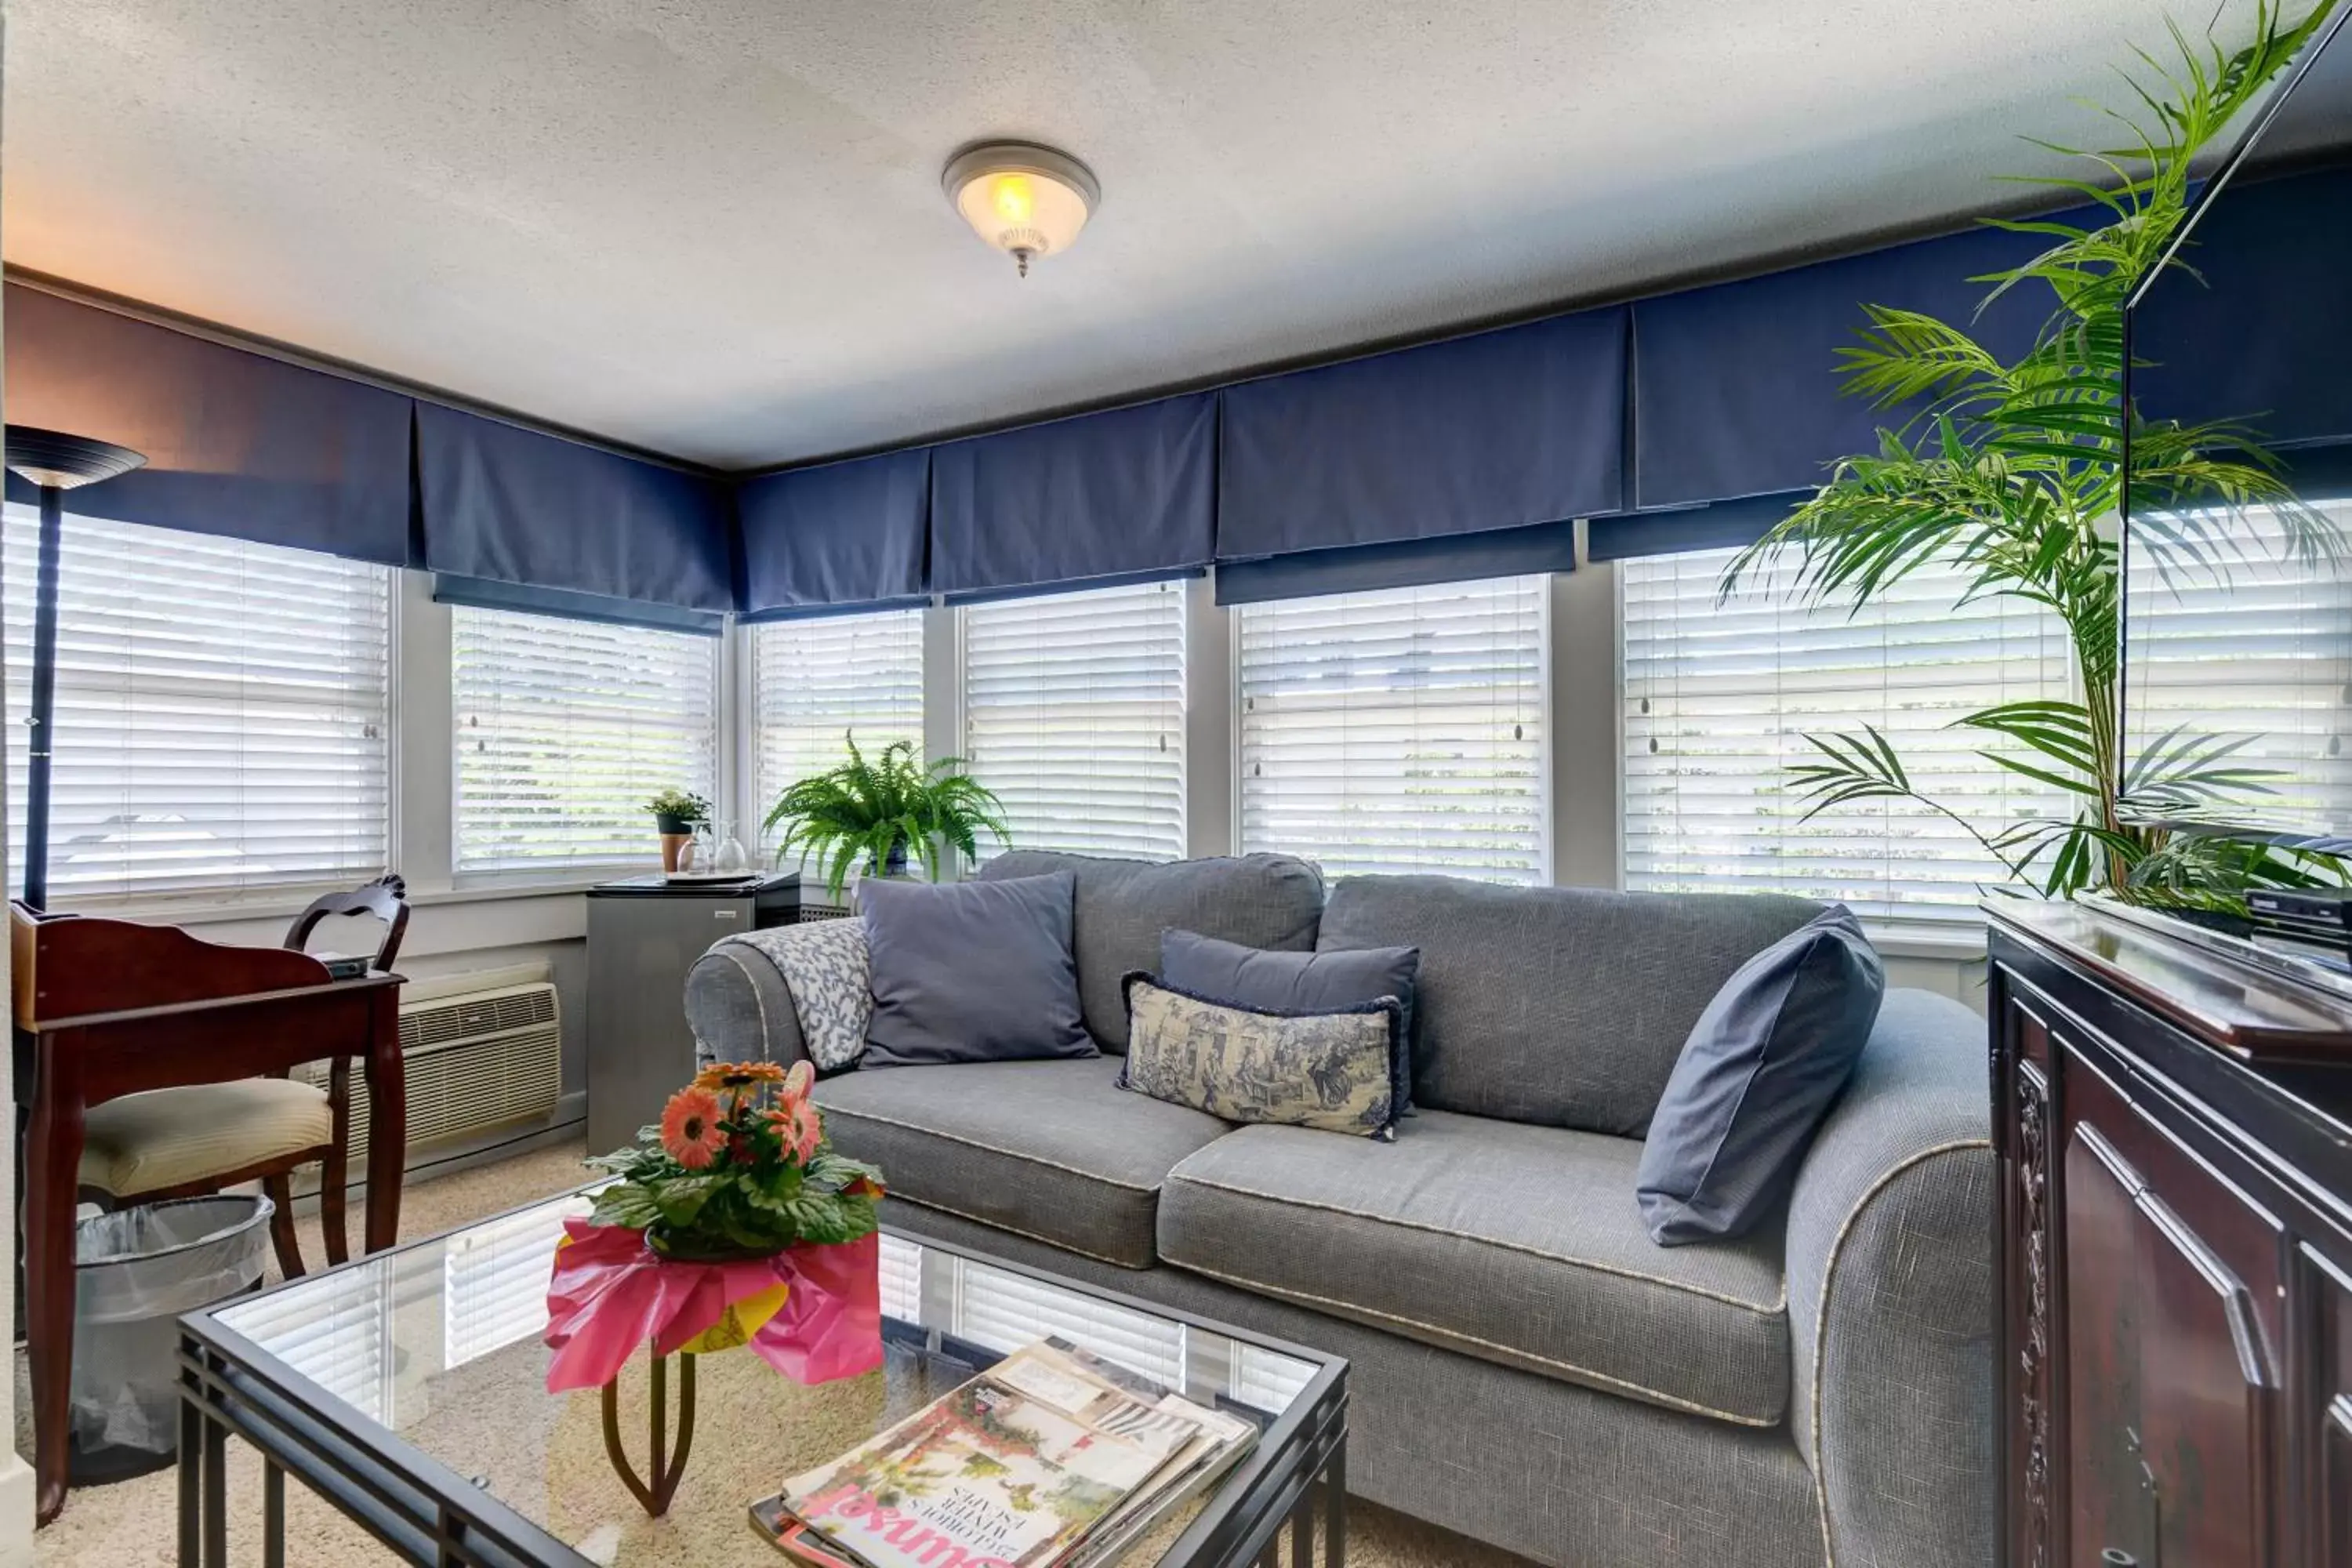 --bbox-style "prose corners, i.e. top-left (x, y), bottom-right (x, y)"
top-left (647, 787), bottom-right (710, 873)
top-left (764, 733), bottom-right (1011, 901)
